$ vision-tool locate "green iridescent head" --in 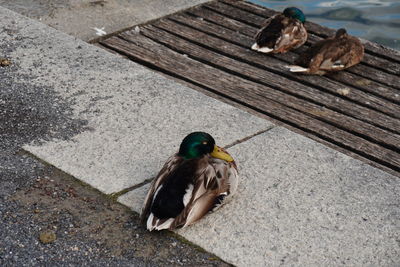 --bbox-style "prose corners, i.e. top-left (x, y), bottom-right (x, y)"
top-left (178, 132), bottom-right (233, 162)
top-left (178, 132), bottom-right (215, 159)
top-left (283, 7), bottom-right (306, 23)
